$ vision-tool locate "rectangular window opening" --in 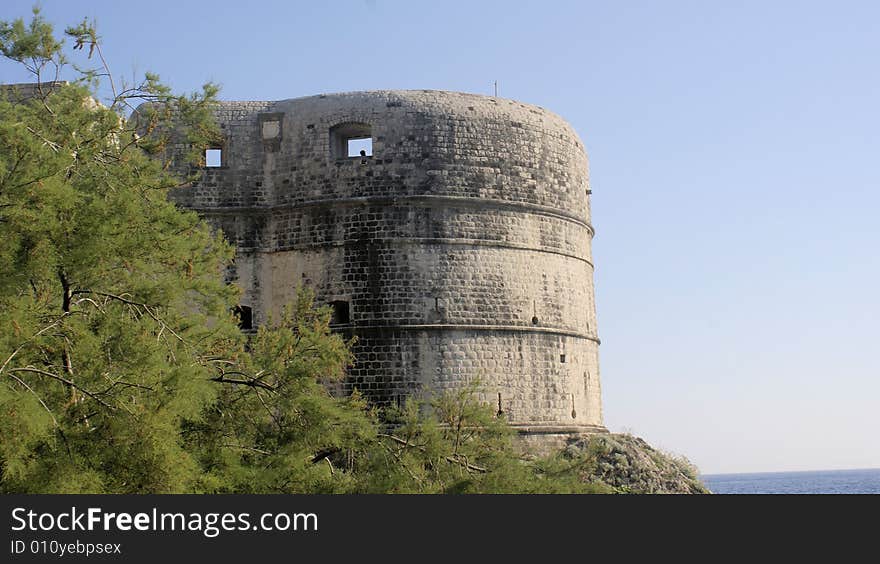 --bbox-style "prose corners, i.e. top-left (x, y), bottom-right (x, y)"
top-left (330, 301), bottom-right (351, 325)
top-left (330, 123), bottom-right (372, 159)
top-left (234, 305), bottom-right (253, 331)
top-left (347, 137), bottom-right (372, 158)
top-left (205, 148), bottom-right (222, 167)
